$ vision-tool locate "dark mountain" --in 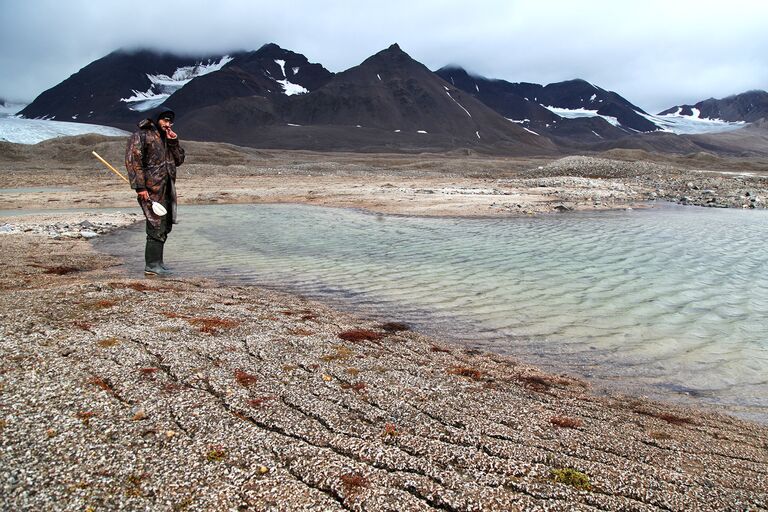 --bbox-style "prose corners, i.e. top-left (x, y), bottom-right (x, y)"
top-left (164, 43), bottom-right (333, 113)
top-left (435, 66), bottom-right (558, 124)
top-left (18, 49), bottom-right (227, 126)
top-left (658, 90), bottom-right (768, 122)
top-left (179, 44), bottom-right (556, 153)
top-left (435, 66), bottom-right (660, 139)
top-left (17, 45), bottom-right (333, 131)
